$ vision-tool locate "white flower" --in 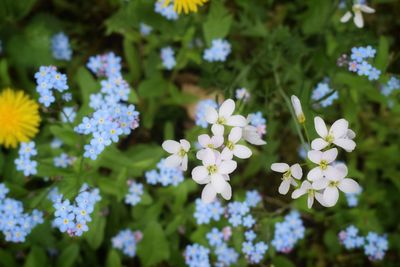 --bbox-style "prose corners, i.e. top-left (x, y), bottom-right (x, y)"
top-left (307, 148), bottom-right (338, 181)
top-left (271, 163), bottom-right (302, 195)
top-left (191, 149), bottom-right (237, 203)
top-left (162, 139), bottom-right (190, 171)
top-left (291, 181), bottom-right (326, 208)
top-left (311, 116), bottom-right (356, 152)
top-left (291, 95), bottom-right (305, 123)
top-left (205, 99), bottom-right (247, 136)
top-left (340, 3), bottom-right (375, 28)
top-left (221, 127), bottom-right (252, 160)
top-left (242, 125), bottom-right (266, 145)
top-left (196, 134), bottom-right (224, 160)
top-left (312, 163), bottom-right (360, 207)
